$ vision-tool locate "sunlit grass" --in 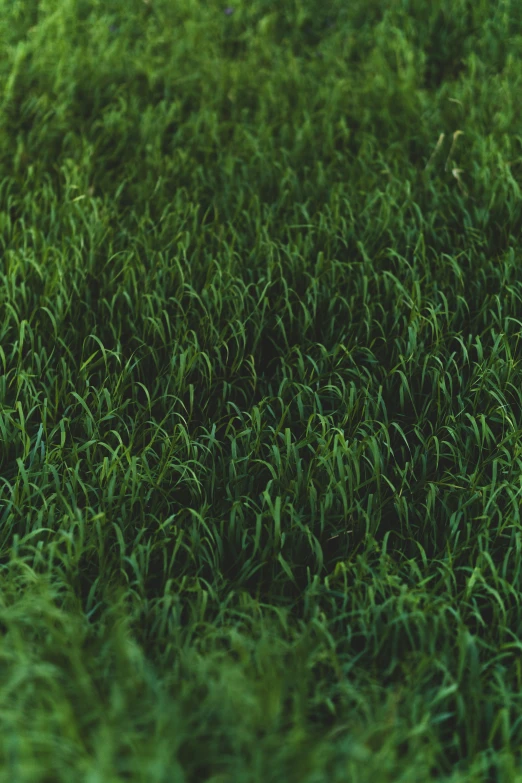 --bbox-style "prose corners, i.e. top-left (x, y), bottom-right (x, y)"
top-left (1, 0), bottom-right (522, 780)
